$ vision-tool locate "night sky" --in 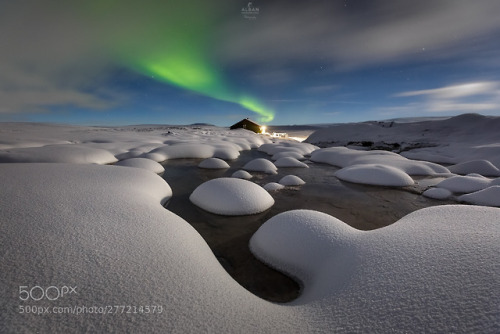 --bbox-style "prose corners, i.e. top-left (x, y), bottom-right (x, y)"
top-left (1, 0), bottom-right (500, 126)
